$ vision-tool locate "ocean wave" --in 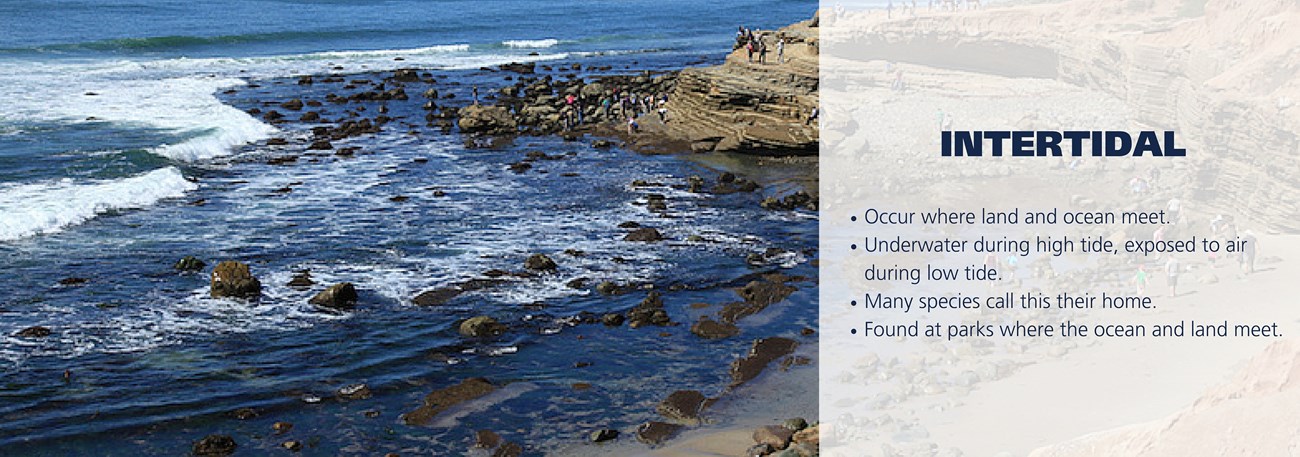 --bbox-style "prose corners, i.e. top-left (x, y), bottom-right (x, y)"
top-left (501, 39), bottom-right (560, 49)
top-left (0, 167), bottom-right (196, 242)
